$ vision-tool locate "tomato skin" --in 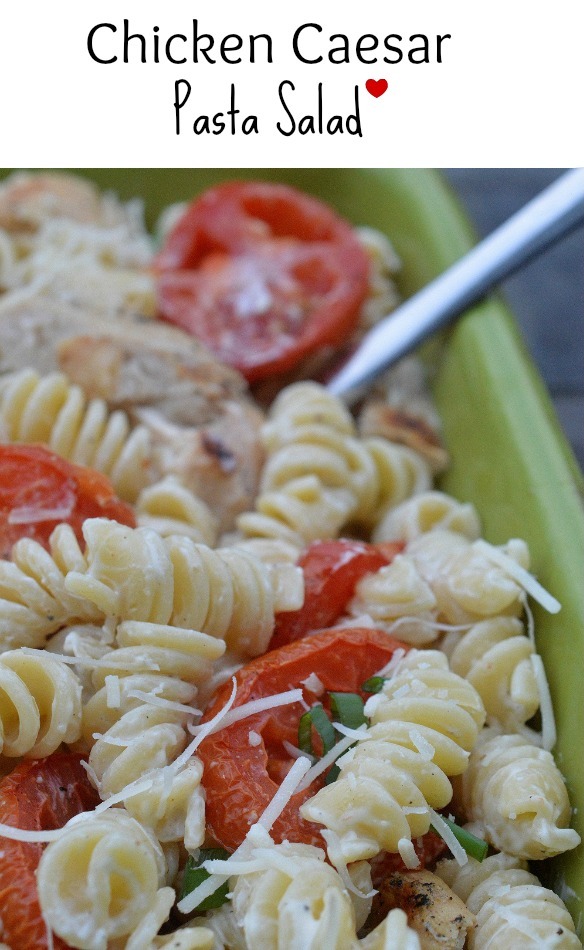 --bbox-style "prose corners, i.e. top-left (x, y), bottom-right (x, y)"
top-left (155, 182), bottom-right (370, 384)
top-left (199, 627), bottom-right (408, 852)
top-left (369, 832), bottom-right (449, 884)
top-left (0, 444), bottom-right (136, 557)
top-left (270, 539), bottom-right (404, 650)
top-left (0, 753), bottom-right (100, 950)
